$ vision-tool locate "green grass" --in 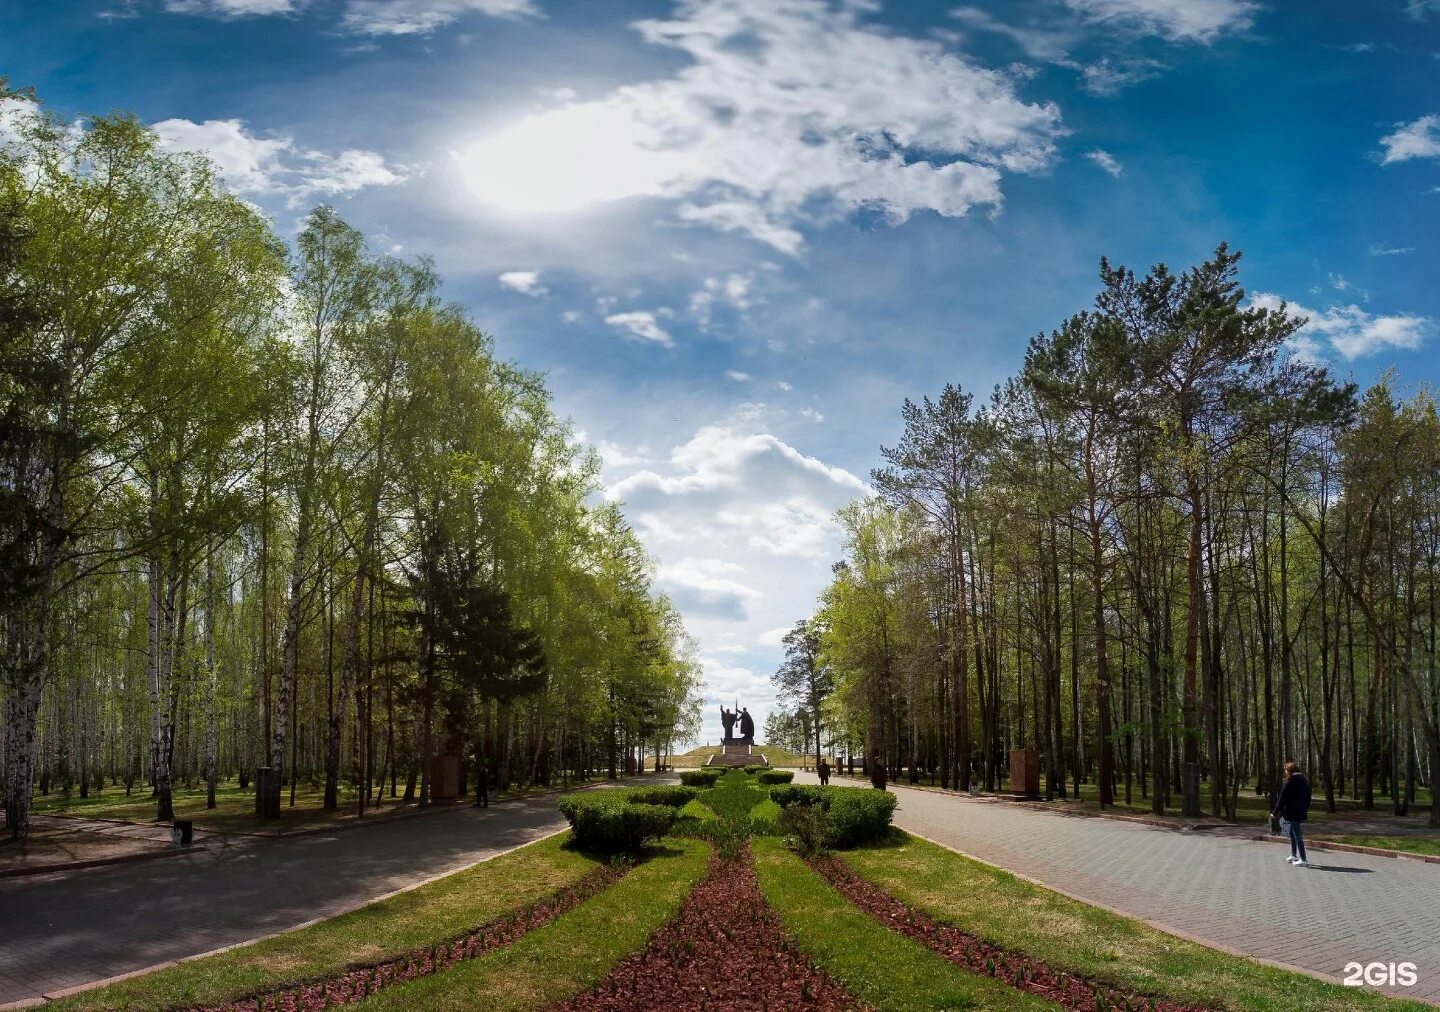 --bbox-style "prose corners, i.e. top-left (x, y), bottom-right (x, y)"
top-left (752, 839), bottom-right (1052, 1010)
top-left (697, 769), bottom-right (769, 822)
top-left (1314, 834), bottom-right (1440, 857)
top-left (47, 833), bottom-right (603, 1011)
top-left (358, 838), bottom-right (710, 1011)
top-left (841, 831), bottom-right (1430, 1011)
top-left (31, 778), bottom-right (420, 835)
